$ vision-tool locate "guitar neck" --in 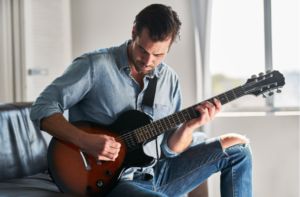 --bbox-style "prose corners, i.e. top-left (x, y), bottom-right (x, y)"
top-left (134, 86), bottom-right (245, 143)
